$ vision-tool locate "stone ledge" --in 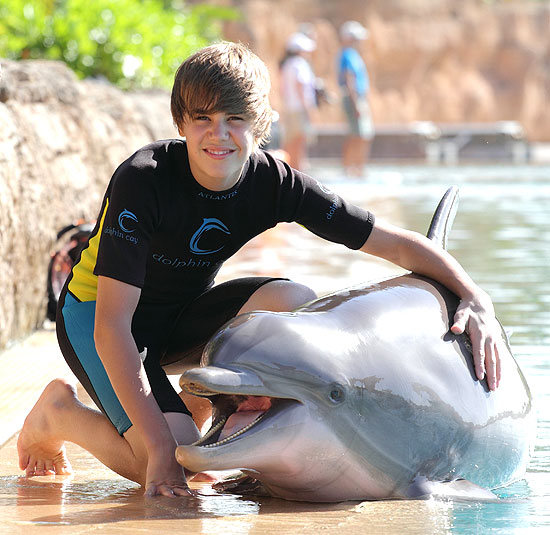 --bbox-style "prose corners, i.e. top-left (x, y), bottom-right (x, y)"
top-left (0, 59), bottom-right (176, 349)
